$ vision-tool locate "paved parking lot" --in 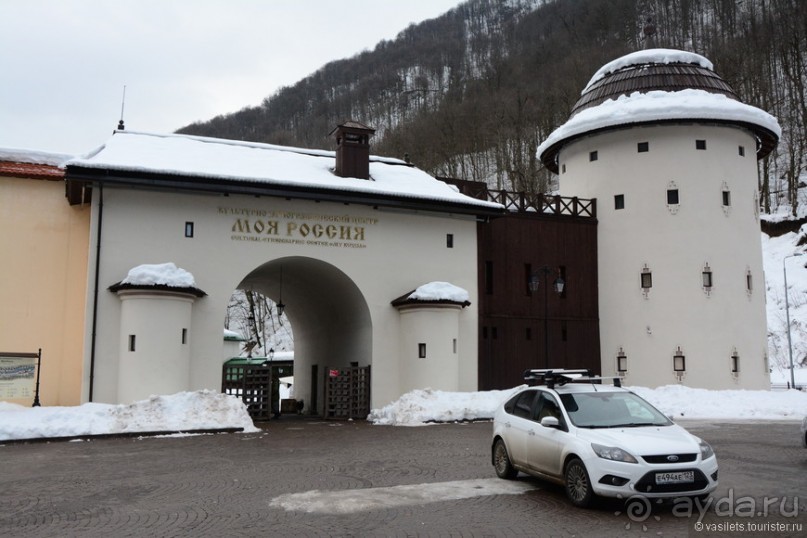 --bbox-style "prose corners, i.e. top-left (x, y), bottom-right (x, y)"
top-left (0, 419), bottom-right (805, 537)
